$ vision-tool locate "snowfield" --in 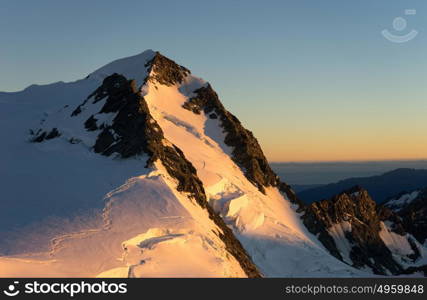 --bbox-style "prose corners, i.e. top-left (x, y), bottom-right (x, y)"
top-left (384, 191), bottom-right (420, 212)
top-left (0, 162), bottom-right (247, 277)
